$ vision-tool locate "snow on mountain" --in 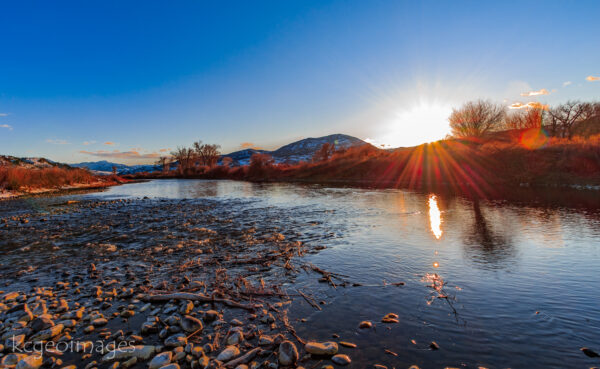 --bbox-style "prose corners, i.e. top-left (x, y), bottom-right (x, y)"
top-left (69, 134), bottom-right (370, 173)
top-left (223, 134), bottom-right (368, 165)
top-left (71, 160), bottom-right (161, 174)
top-left (0, 155), bottom-right (67, 169)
